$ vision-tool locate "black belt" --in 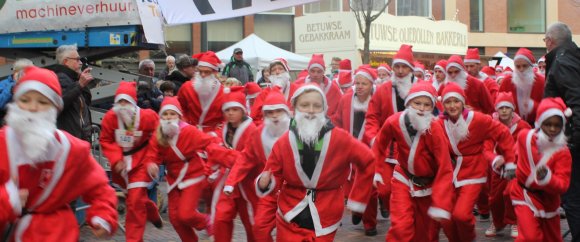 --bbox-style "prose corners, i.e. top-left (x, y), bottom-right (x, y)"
top-left (122, 138), bottom-right (150, 156)
top-left (519, 182), bottom-right (543, 193)
top-left (403, 169), bottom-right (434, 187)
